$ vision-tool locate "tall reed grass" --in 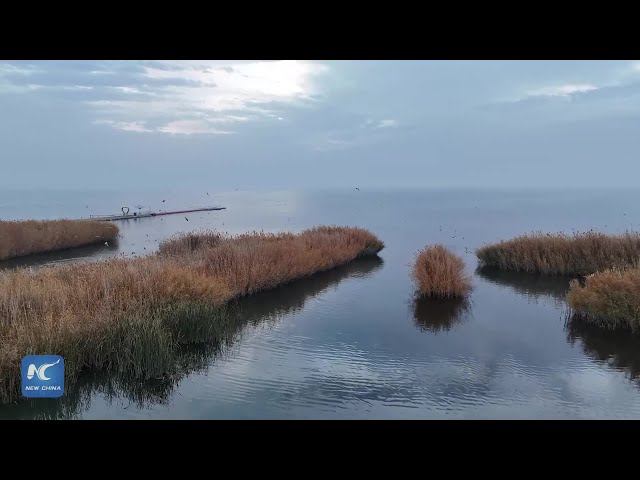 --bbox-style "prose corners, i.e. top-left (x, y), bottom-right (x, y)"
top-left (0, 226), bottom-right (384, 404)
top-left (411, 244), bottom-right (471, 299)
top-left (566, 266), bottom-right (640, 332)
top-left (1, 256), bottom-right (384, 419)
top-left (0, 219), bottom-right (119, 261)
top-left (476, 231), bottom-right (640, 275)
